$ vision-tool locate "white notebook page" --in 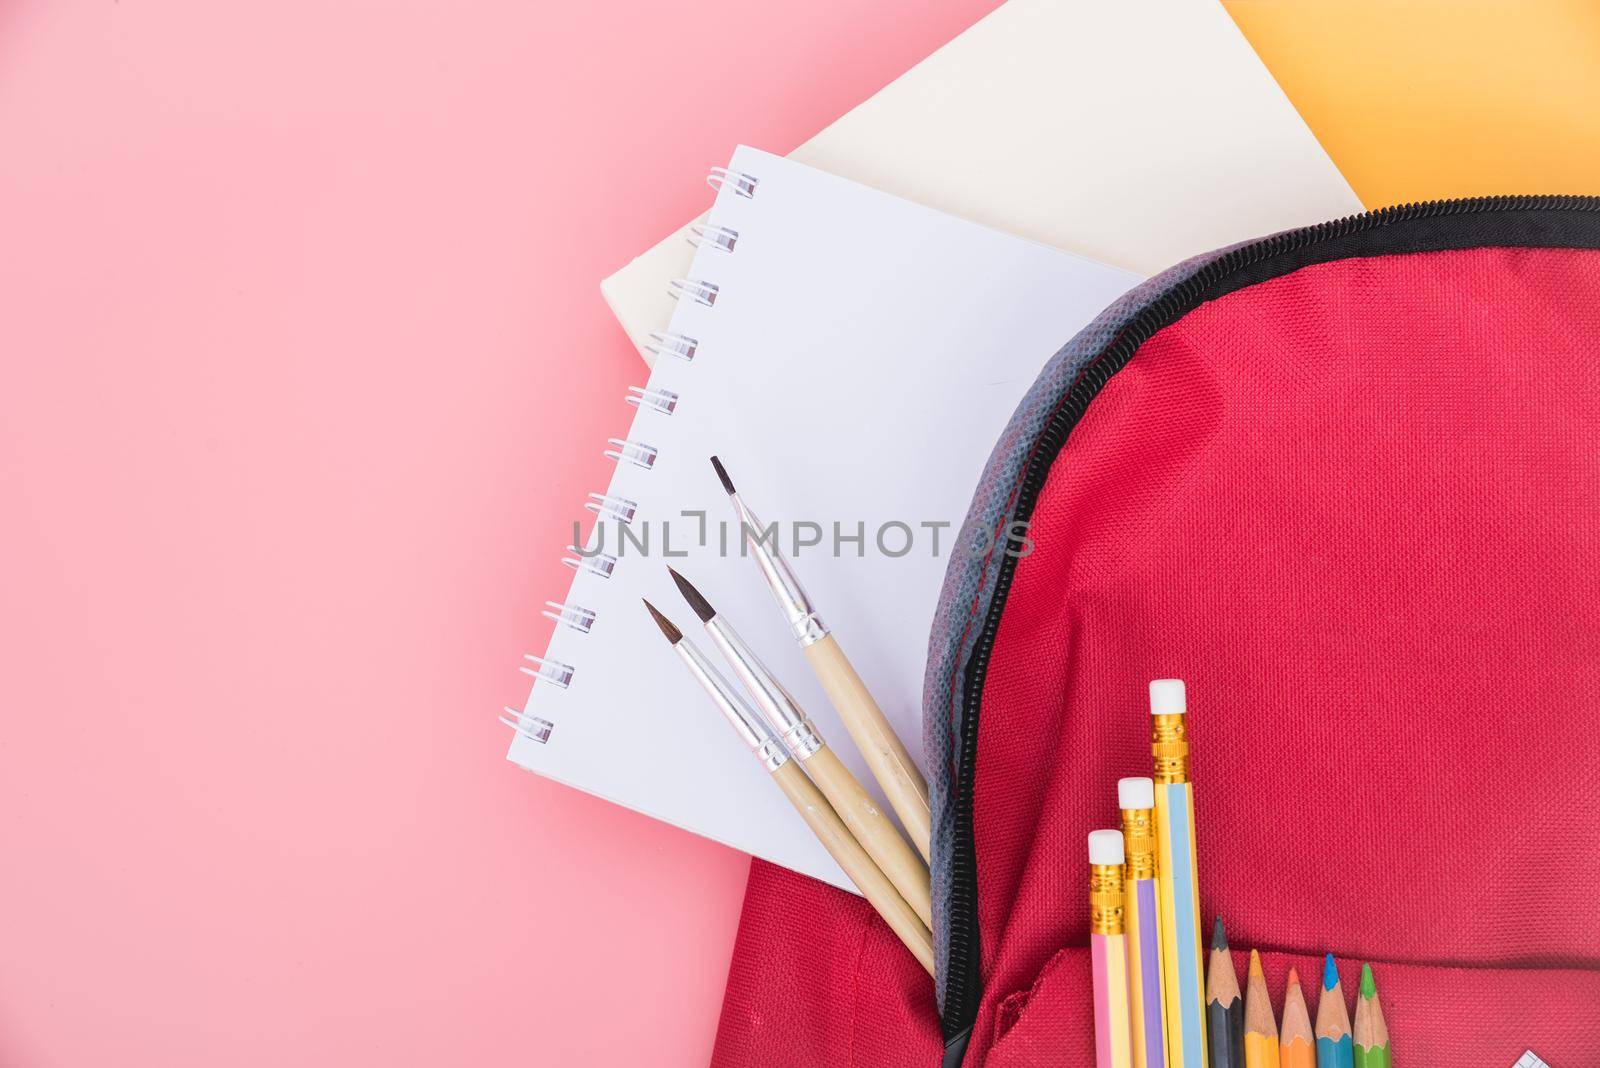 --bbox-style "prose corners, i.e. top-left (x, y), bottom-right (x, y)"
top-left (511, 147), bottom-right (1140, 889)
